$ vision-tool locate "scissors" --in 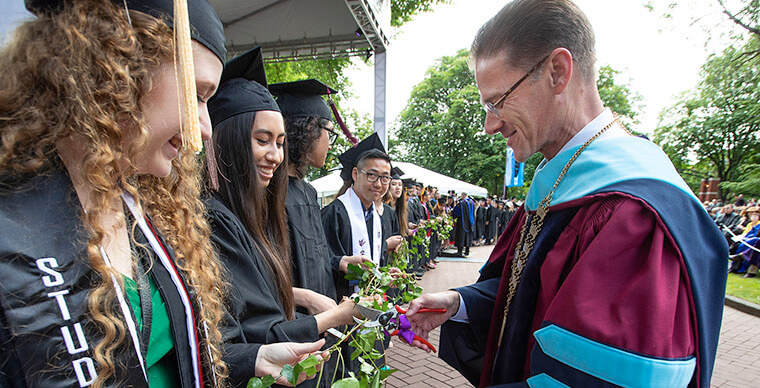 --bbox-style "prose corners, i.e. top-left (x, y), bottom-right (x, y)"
top-left (356, 304), bottom-right (446, 352)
